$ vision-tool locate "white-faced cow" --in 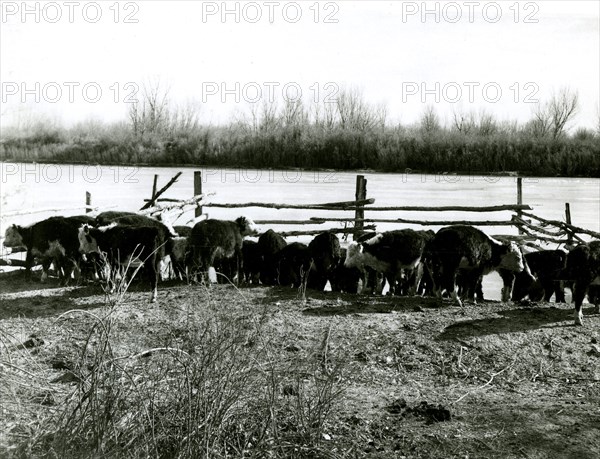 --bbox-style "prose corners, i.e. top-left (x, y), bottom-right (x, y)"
top-left (425, 225), bottom-right (524, 306)
top-left (4, 215), bottom-right (95, 285)
top-left (189, 216), bottom-right (258, 284)
top-left (510, 249), bottom-right (567, 303)
top-left (345, 229), bottom-right (433, 295)
top-left (563, 240), bottom-right (600, 325)
top-left (78, 223), bottom-right (167, 302)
